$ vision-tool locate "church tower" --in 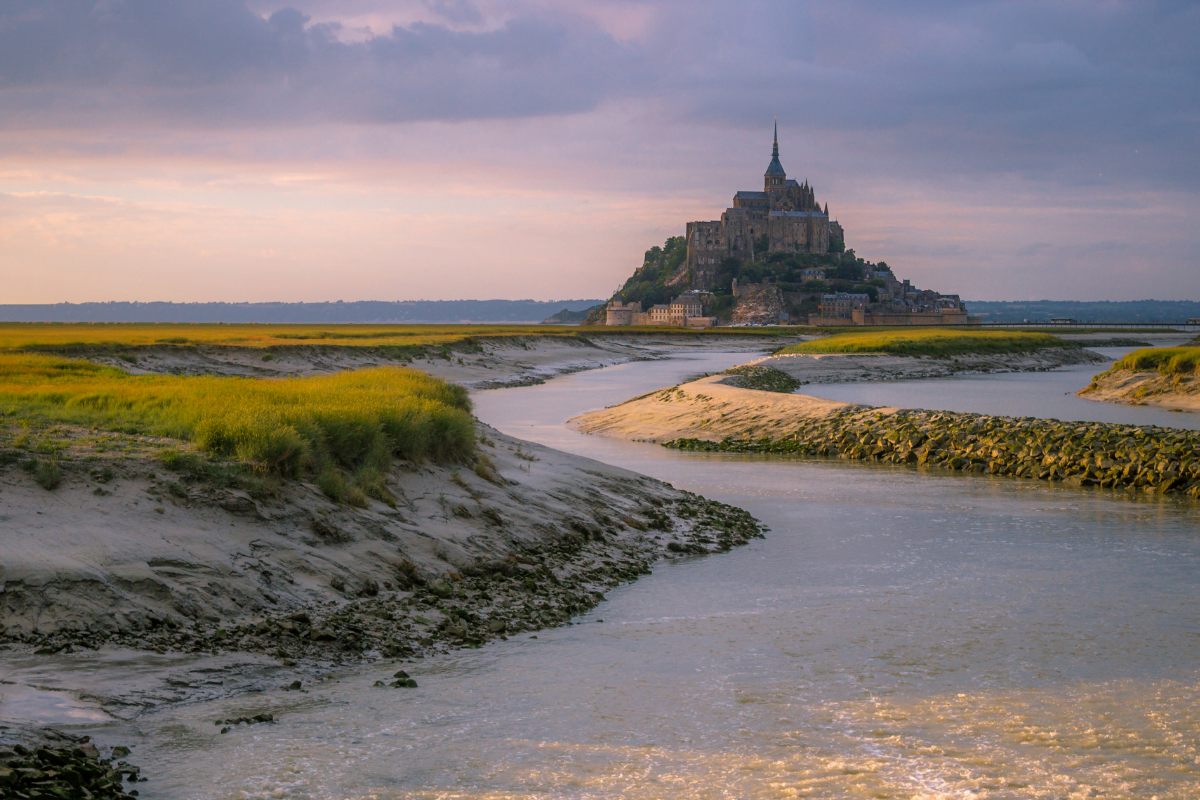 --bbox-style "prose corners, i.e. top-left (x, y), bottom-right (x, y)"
top-left (764, 118), bottom-right (786, 191)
